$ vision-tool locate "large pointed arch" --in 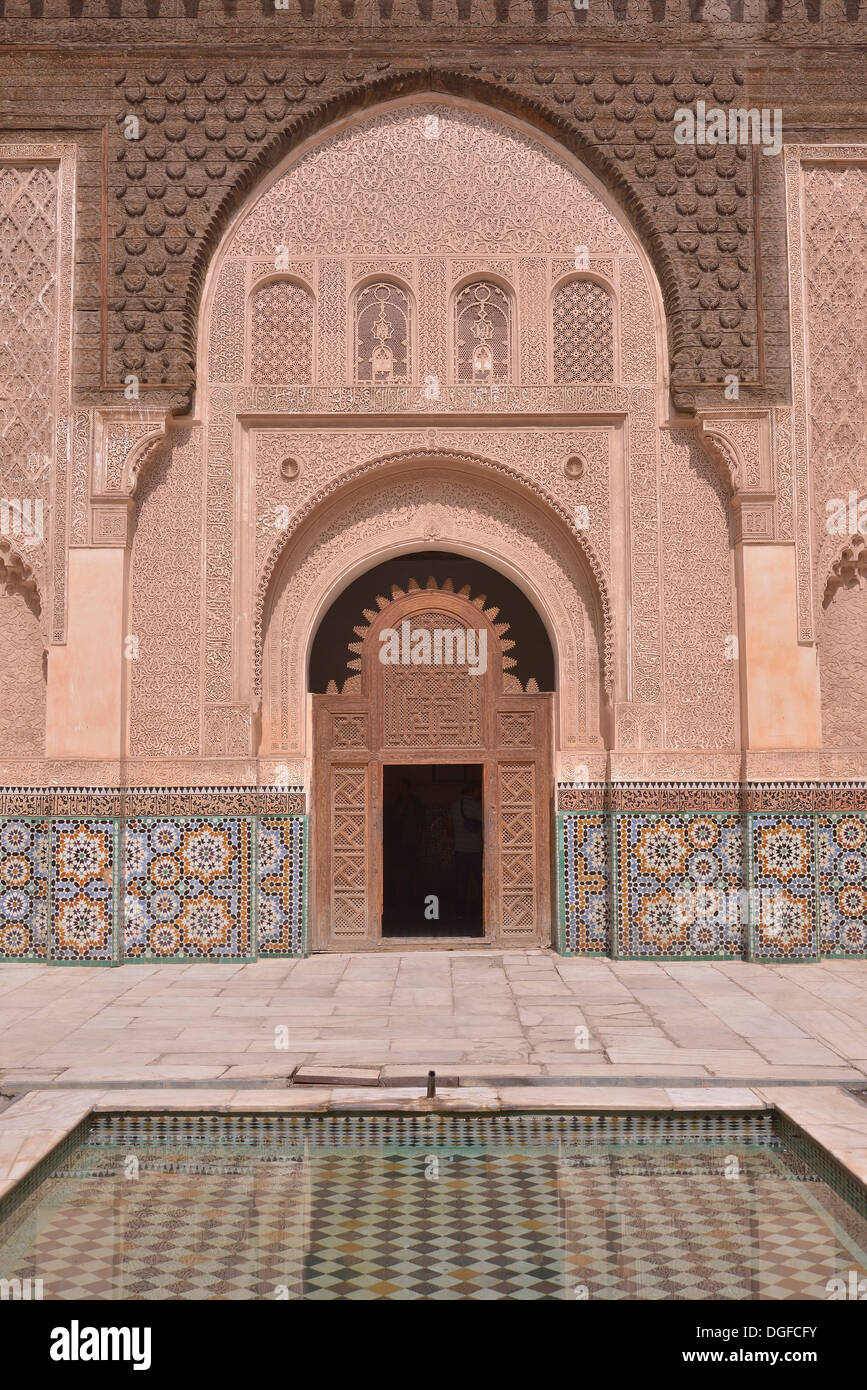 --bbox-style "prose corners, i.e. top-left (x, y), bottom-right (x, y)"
top-left (192, 75), bottom-right (675, 400)
top-left (259, 454), bottom-right (610, 760)
top-left (255, 447), bottom-right (613, 699)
